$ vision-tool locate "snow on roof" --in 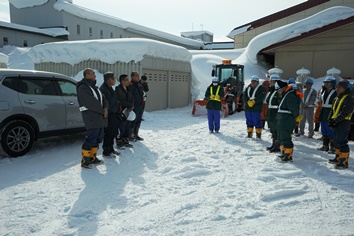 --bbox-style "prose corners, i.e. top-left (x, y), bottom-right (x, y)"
top-left (227, 24), bottom-right (251, 38)
top-left (0, 52), bottom-right (9, 64)
top-left (0, 21), bottom-right (69, 37)
top-left (242, 6), bottom-right (354, 64)
top-left (9, 0), bottom-right (72, 8)
top-left (180, 31), bottom-right (214, 37)
top-left (28, 38), bottom-right (193, 65)
top-left (52, 1), bottom-right (205, 49)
